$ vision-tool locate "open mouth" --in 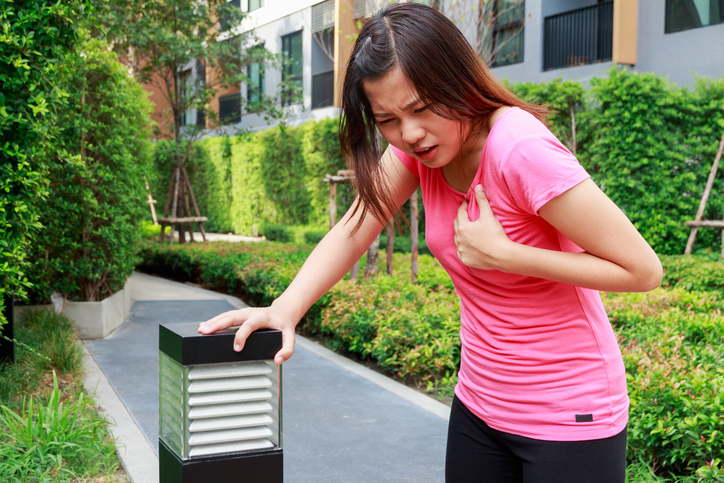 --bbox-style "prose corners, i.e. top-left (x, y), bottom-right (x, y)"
top-left (413, 145), bottom-right (438, 161)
